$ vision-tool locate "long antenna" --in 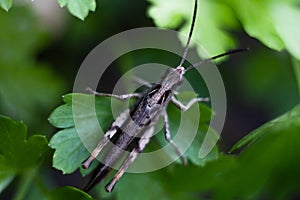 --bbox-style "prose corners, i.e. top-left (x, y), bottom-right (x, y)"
top-left (178, 0), bottom-right (198, 67)
top-left (185, 48), bottom-right (249, 72)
